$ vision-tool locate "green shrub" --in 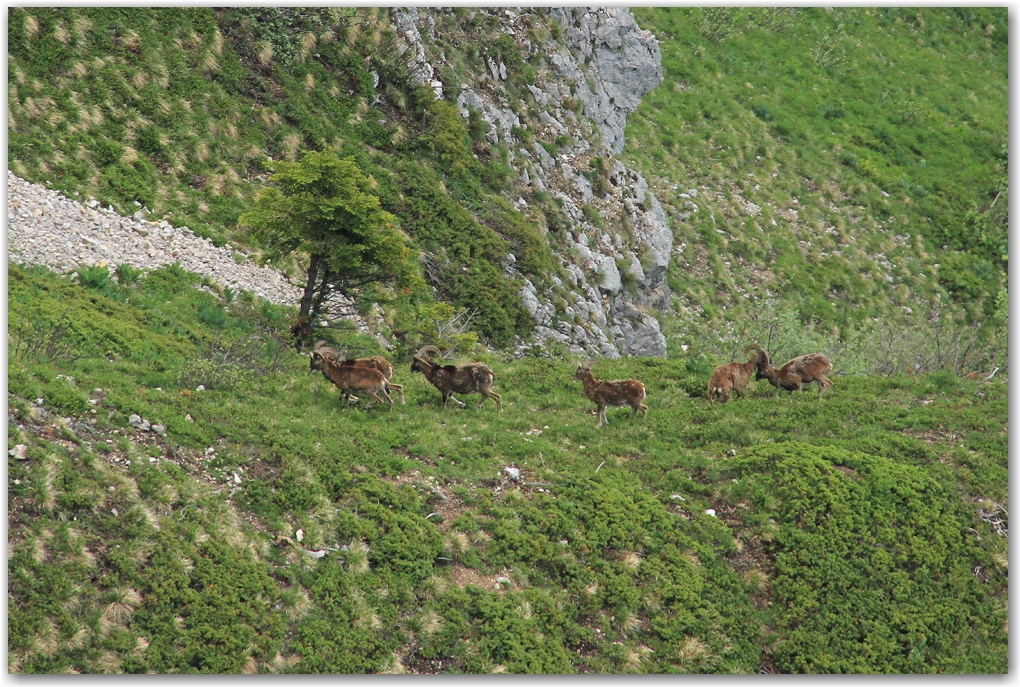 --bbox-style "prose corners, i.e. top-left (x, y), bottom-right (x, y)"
top-left (581, 203), bottom-right (604, 228)
top-left (77, 264), bottom-right (111, 291)
top-left (116, 263), bottom-right (144, 286)
top-left (724, 442), bottom-right (1006, 673)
